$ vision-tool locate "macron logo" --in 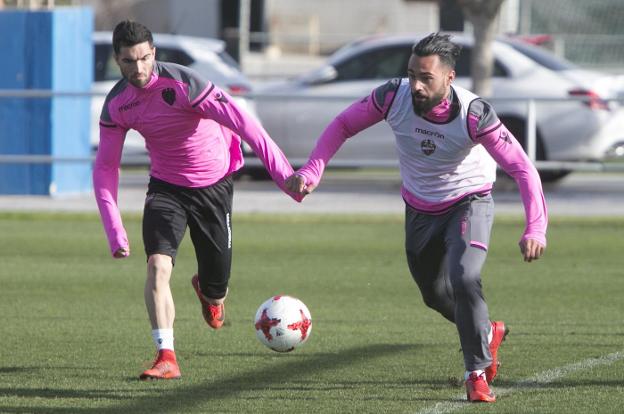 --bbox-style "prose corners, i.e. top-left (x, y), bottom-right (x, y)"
top-left (415, 127), bottom-right (444, 139)
top-left (118, 101), bottom-right (141, 112)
